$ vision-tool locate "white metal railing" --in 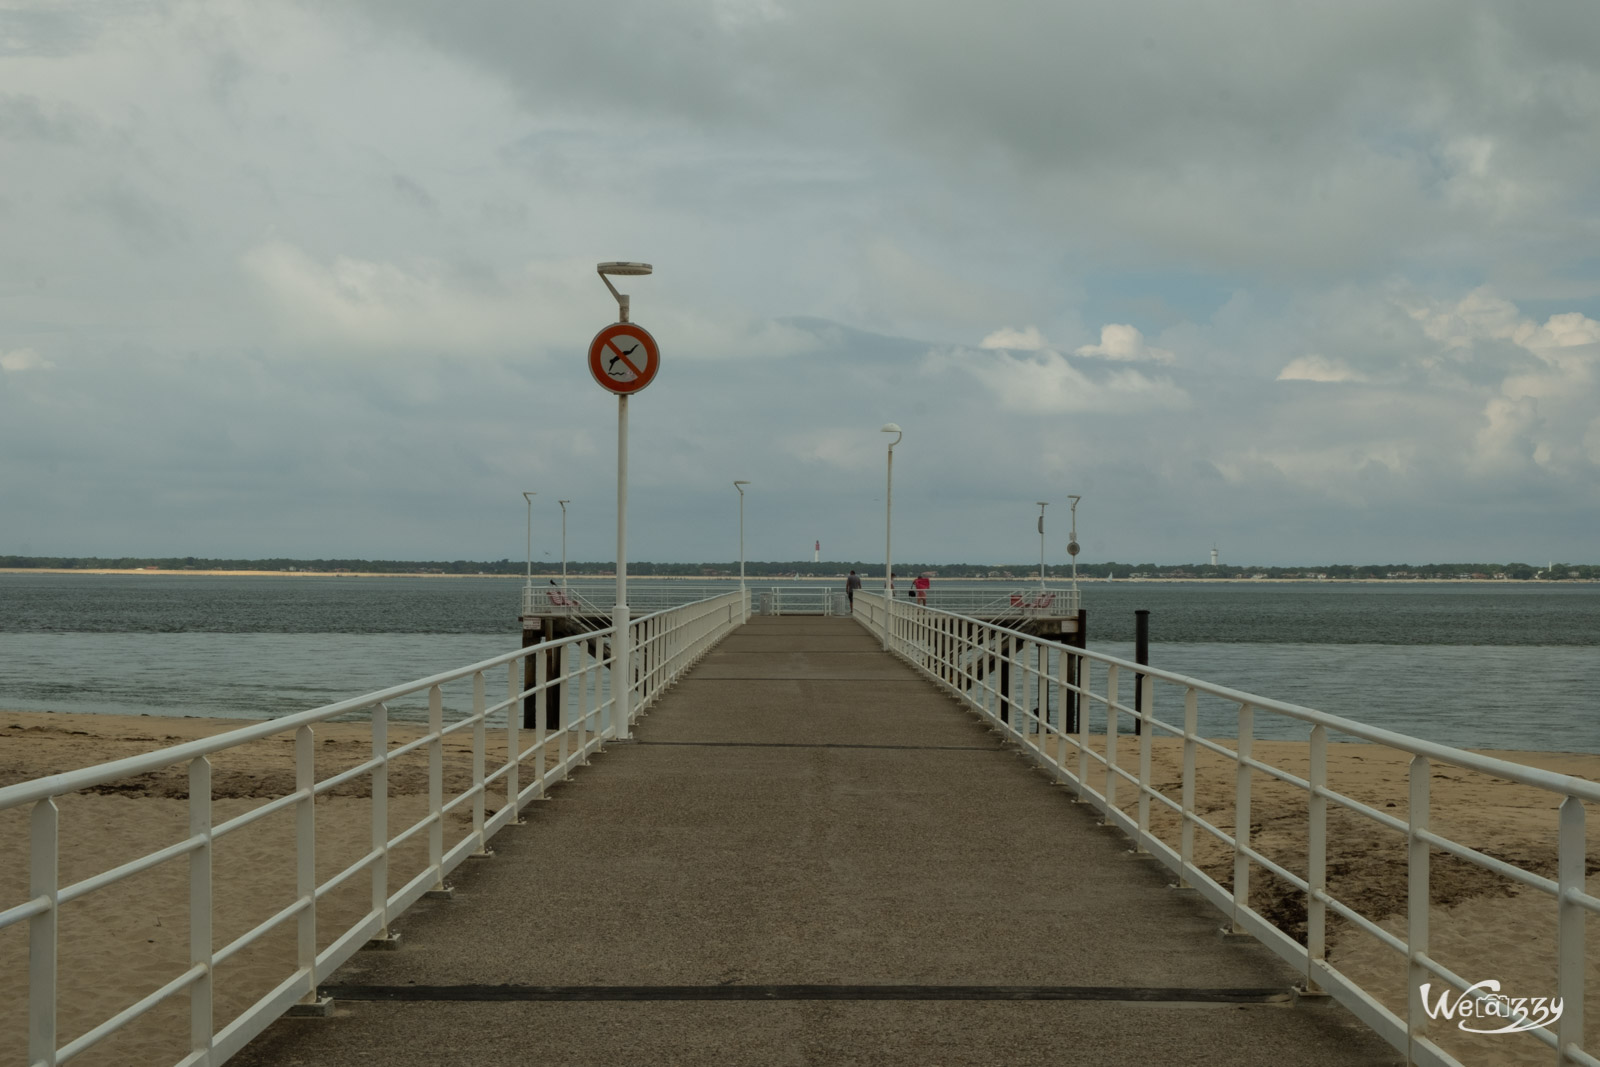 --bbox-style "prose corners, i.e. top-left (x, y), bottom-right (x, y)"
top-left (522, 582), bottom-right (853, 617)
top-left (914, 586), bottom-right (1081, 618)
top-left (522, 582), bottom-right (1080, 620)
top-left (854, 591), bottom-right (1596, 1067)
top-left (752, 586), bottom-right (844, 616)
top-left (0, 589), bottom-right (747, 1067)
